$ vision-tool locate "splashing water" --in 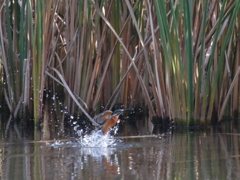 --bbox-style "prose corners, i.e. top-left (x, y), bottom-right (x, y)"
top-left (47, 130), bottom-right (120, 148)
top-left (47, 121), bottom-right (121, 148)
top-left (76, 130), bottom-right (118, 147)
top-left (75, 121), bottom-right (121, 147)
